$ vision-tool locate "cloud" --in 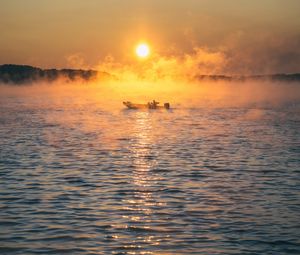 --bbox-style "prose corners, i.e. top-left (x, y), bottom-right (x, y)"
top-left (93, 30), bottom-right (300, 81)
top-left (94, 47), bottom-right (226, 82)
top-left (65, 53), bottom-right (88, 69)
top-left (221, 31), bottom-right (300, 75)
